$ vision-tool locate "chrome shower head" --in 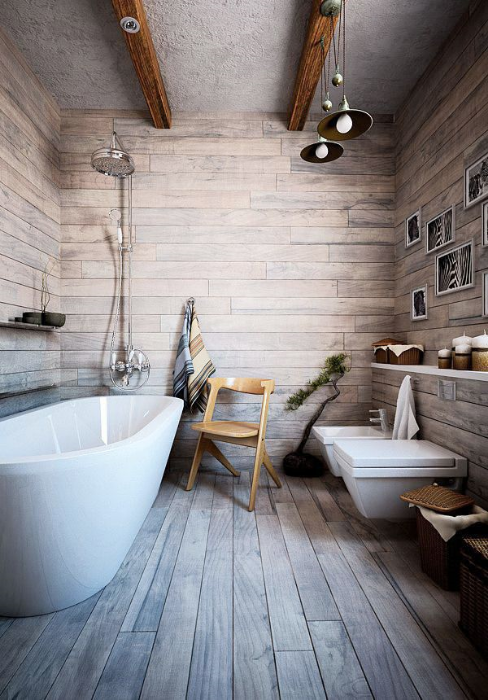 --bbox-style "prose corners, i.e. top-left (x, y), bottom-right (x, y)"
top-left (91, 132), bottom-right (135, 178)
